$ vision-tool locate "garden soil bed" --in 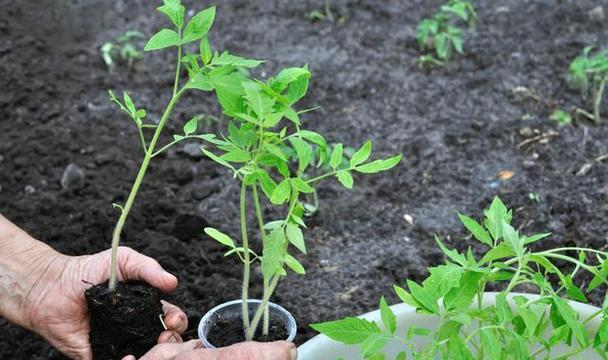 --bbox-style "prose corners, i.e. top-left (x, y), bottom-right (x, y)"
top-left (2, 0), bottom-right (608, 358)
